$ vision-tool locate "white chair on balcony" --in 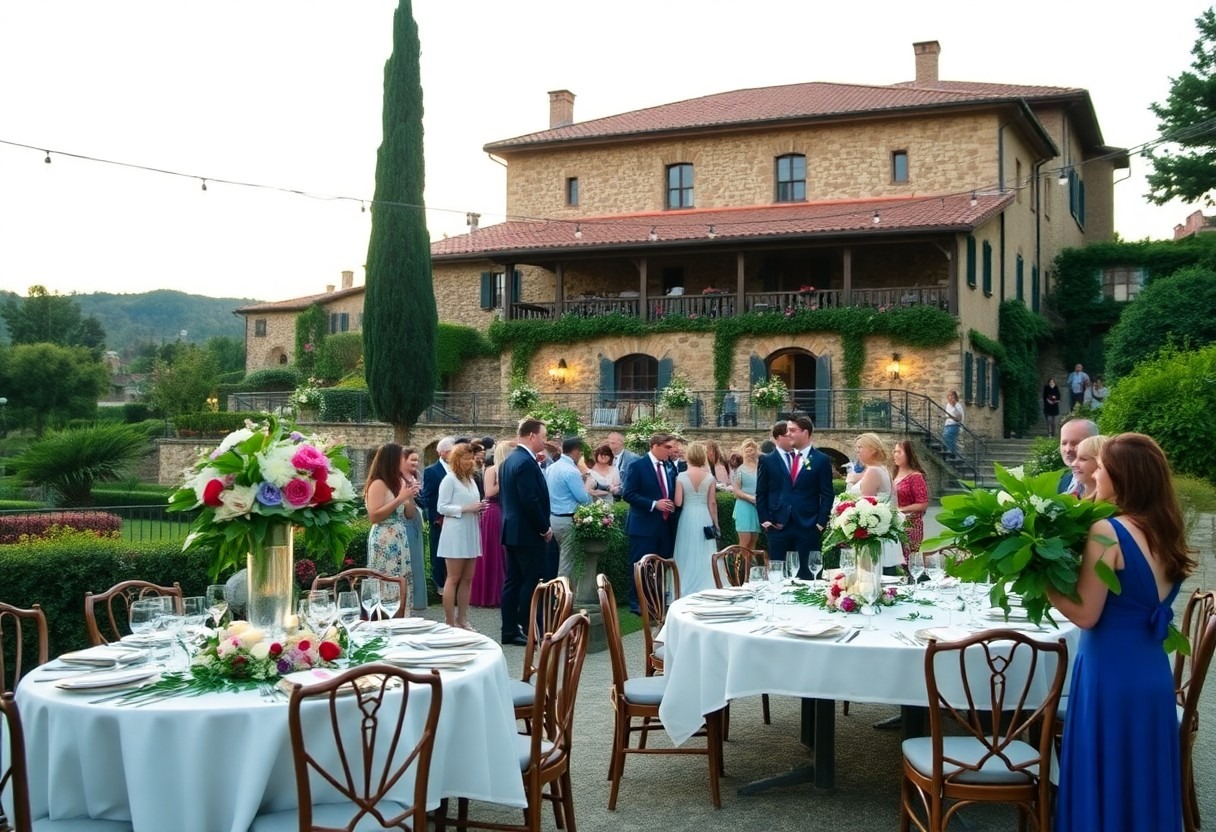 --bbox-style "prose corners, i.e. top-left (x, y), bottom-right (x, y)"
top-left (593, 407), bottom-right (619, 427)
